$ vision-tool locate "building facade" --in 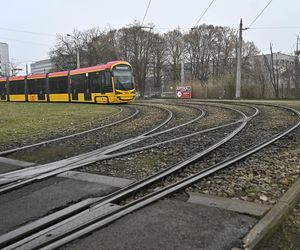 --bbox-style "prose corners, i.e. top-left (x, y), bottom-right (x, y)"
top-left (31, 59), bottom-right (53, 74)
top-left (0, 42), bottom-right (10, 77)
